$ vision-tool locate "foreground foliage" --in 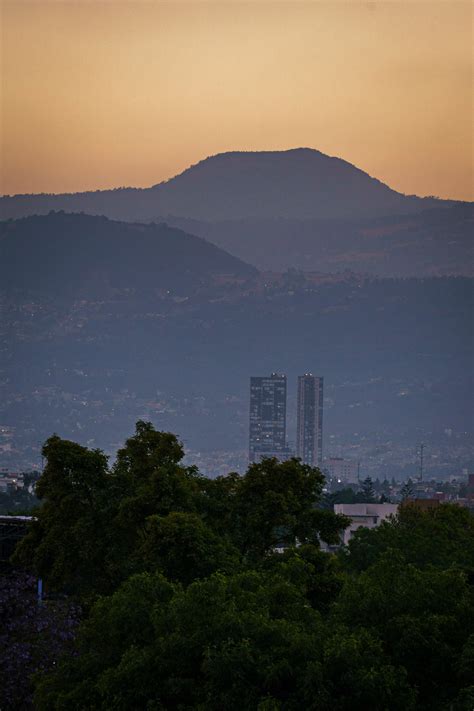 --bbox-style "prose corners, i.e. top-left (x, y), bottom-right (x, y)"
top-left (4, 422), bottom-right (474, 710)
